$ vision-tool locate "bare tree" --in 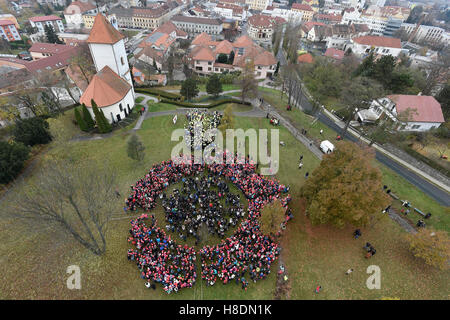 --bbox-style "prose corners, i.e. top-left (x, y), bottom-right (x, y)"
top-left (13, 158), bottom-right (117, 256)
top-left (69, 43), bottom-right (96, 84)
